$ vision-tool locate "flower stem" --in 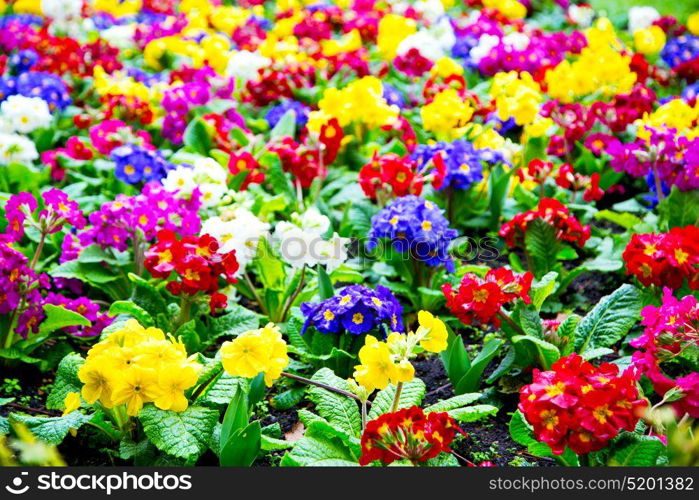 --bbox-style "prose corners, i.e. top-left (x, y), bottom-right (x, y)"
top-left (279, 266), bottom-right (306, 322)
top-left (361, 401), bottom-right (368, 430)
top-left (390, 382), bottom-right (404, 413)
top-left (281, 371), bottom-right (361, 402)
